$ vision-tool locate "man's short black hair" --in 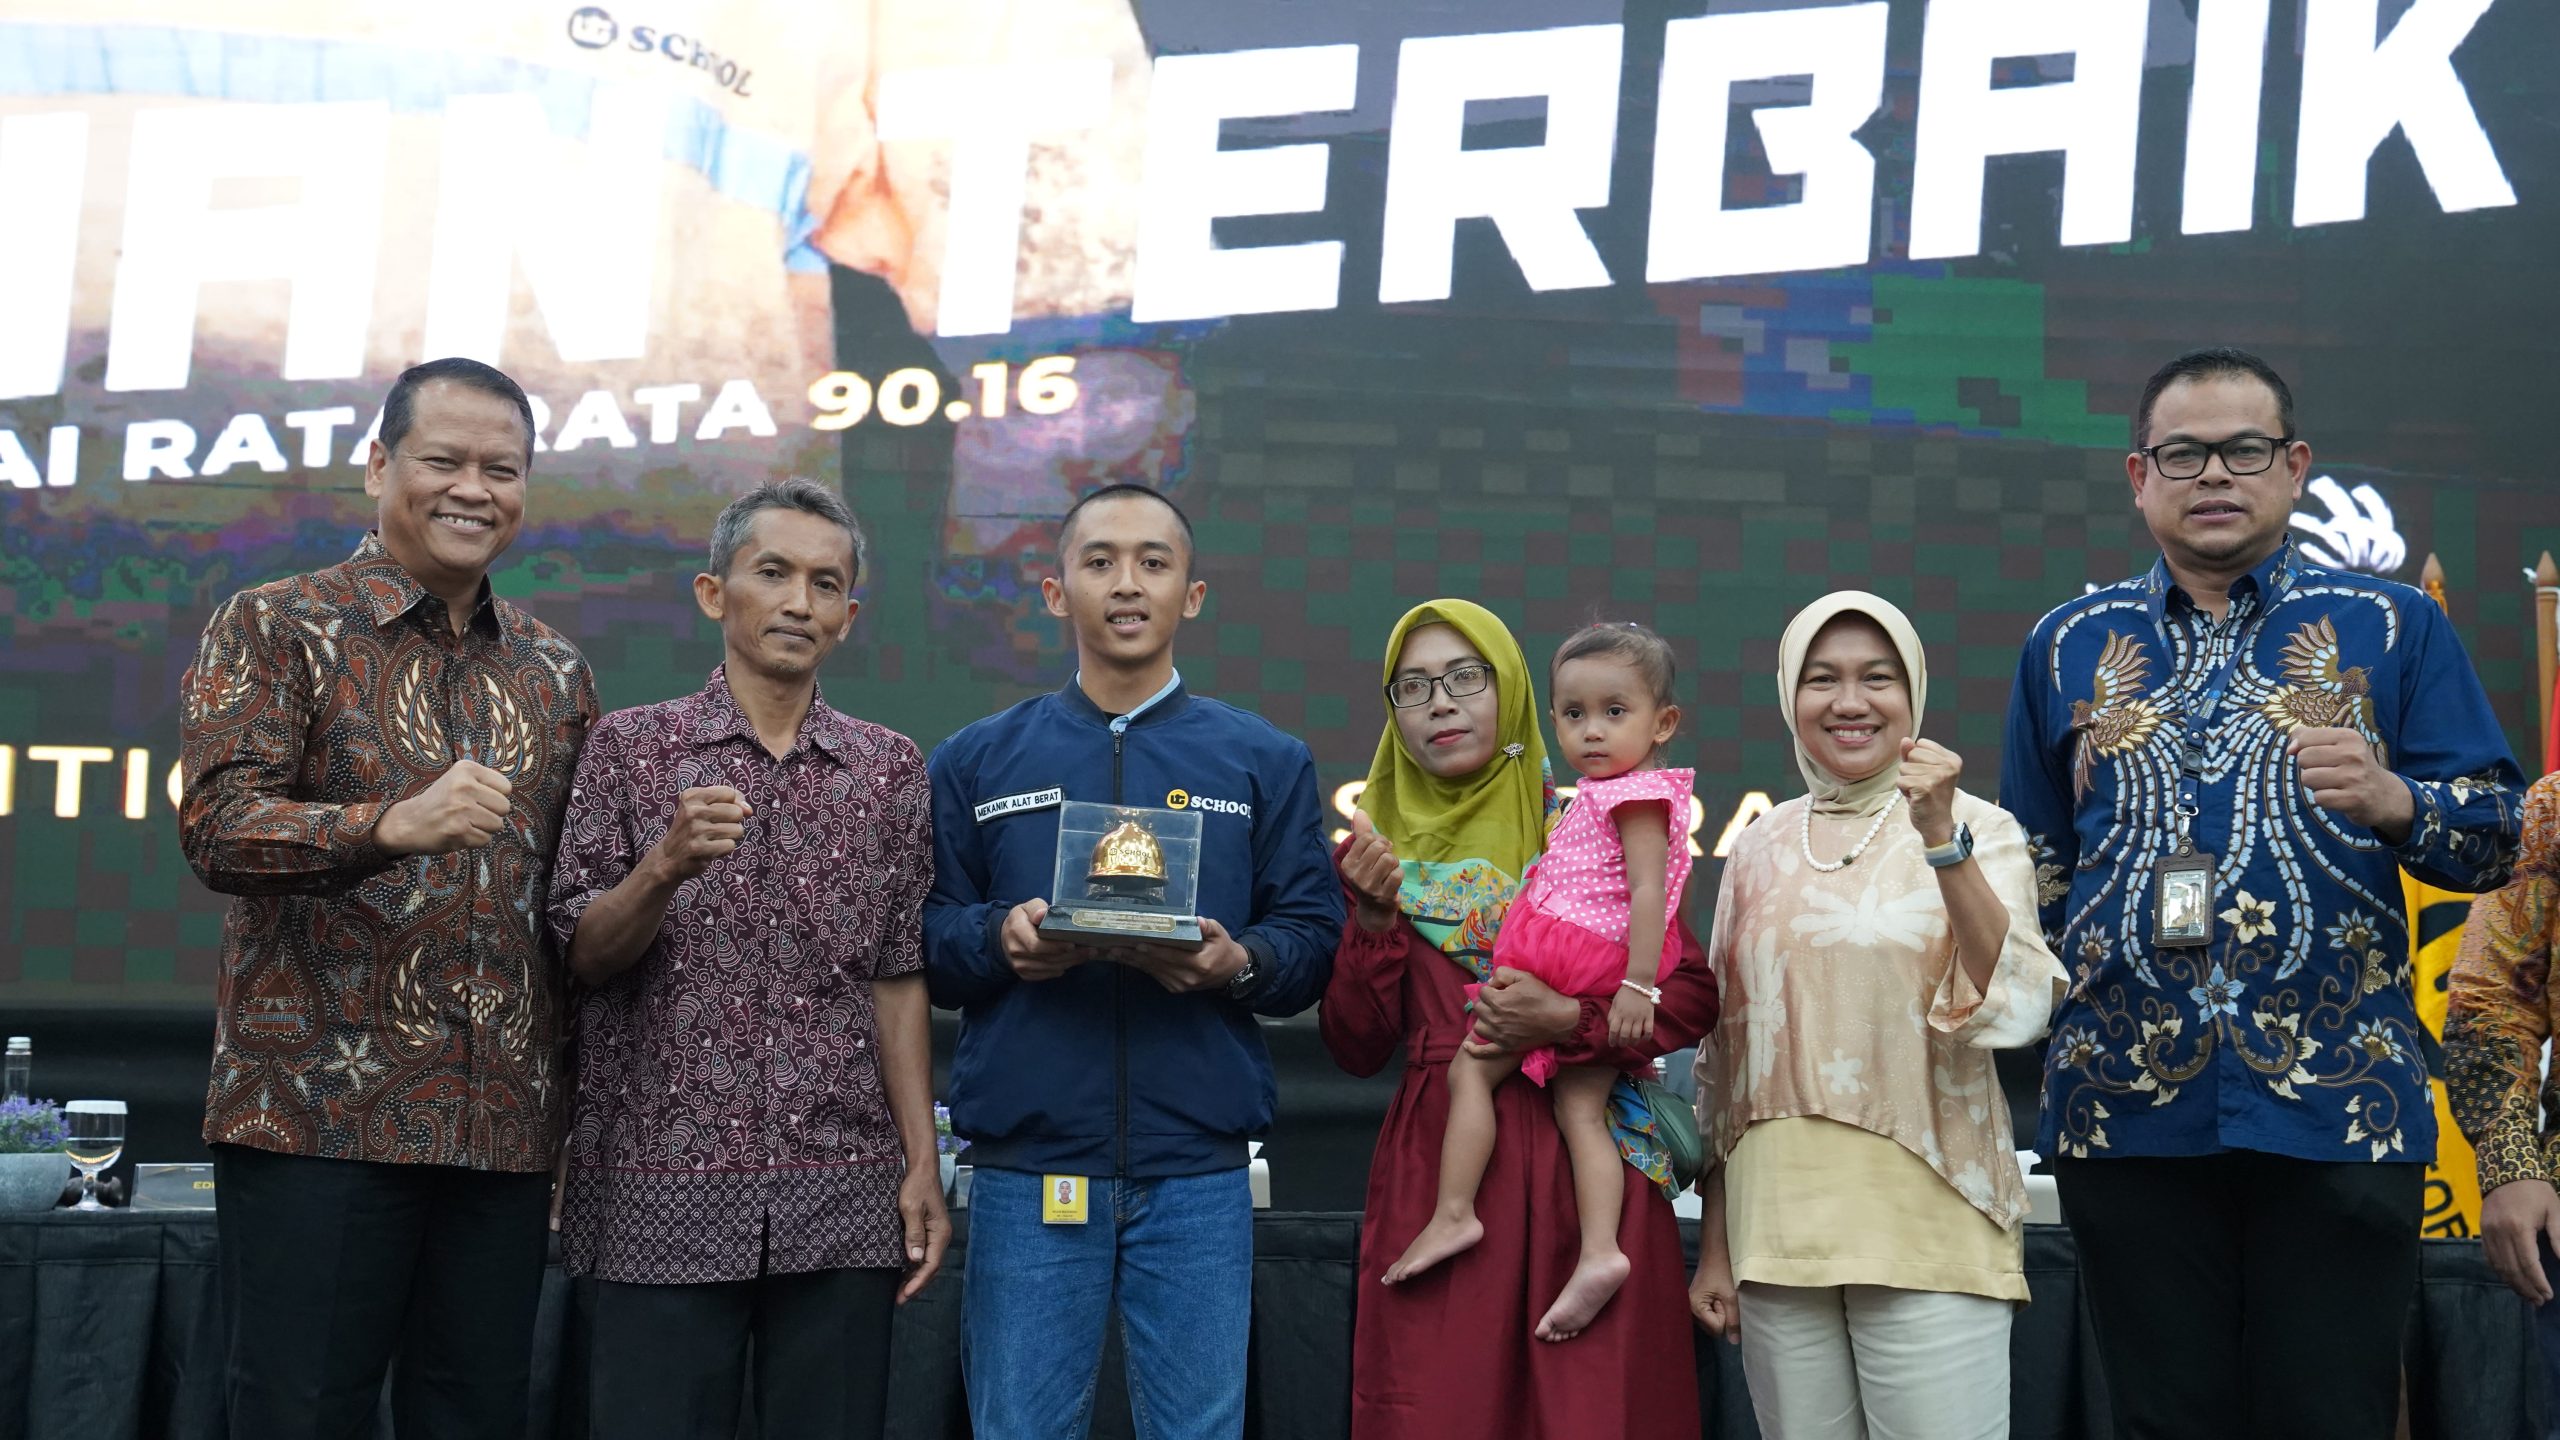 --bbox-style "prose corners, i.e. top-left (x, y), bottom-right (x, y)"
top-left (2132, 347), bottom-right (2296, 450)
top-left (1056, 484), bottom-right (1195, 568)
top-left (381, 357), bottom-right (537, 461)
